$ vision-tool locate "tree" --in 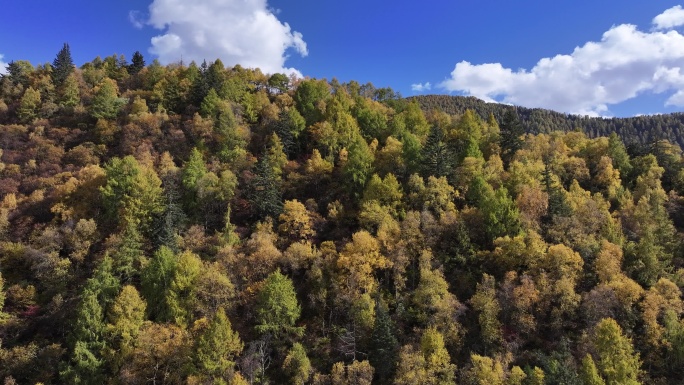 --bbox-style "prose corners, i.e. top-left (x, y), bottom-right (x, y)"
top-left (62, 257), bottom-right (120, 385)
top-left (421, 328), bottom-right (456, 385)
top-left (331, 360), bottom-right (374, 385)
top-left (141, 246), bottom-right (177, 322)
top-left (251, 148), bottom-right (284, 220)
top-left (336, 231), bottom-right (392, 302)
top-left (294, 78), bottom-right (330, 126)
top-left (195, 307), bottom-right (244, 380)
top-left (0, 271), bottom-right (7, 322)
top-left (499, 109), bottom-right (524, 167)
top-left (282, 343), bottom-right (312, 385)
top-left (255, 270), bottom-right (303, 338)
top-left (470, 274), bottom-right (502, 354)
top-left (89, 78), bottom-right (124, 119)
top-left (369, 298), bottom-right (399, 383)
top-left (105, 285), bottom-right (146, 367)
top-left (394, 328), bottom-right (456, 385)
top-left (593, 318), bottom-right (642, 385)
top-left (279, 199), bottom-right (315, 243)
top-left (607, 132), bottom-right (632, 183)
top-left (268, 73), bottom-right (290, 93)
top-left (121, 323), bottom-right (192, 384)
top-left (464, 354), bottom-right (505, 385)
top-left (344, 135), bottom-right (375, 195)
top-left (421, 125), bottom-right (452, 178)
top-left (17, 86), bottom-right (41, 123)
top-left (58, 72), bottom-right (81, 109)
top-left (128, 51), bottom-right (145, 75)
top-left (580, 354), bottom-right (606, 385)
top-left (166, 250), bottom-right (202, 326)
top-left (52, 43), bottom-right (74, 88)
top-left (100, 155), bottom-right (165, 233)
